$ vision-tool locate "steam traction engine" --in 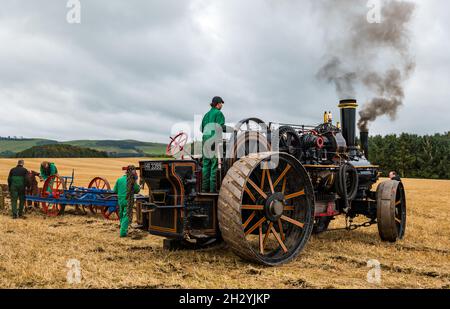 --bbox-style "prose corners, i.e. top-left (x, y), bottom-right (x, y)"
top-left (135, 100), bottom-right (406, 265)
